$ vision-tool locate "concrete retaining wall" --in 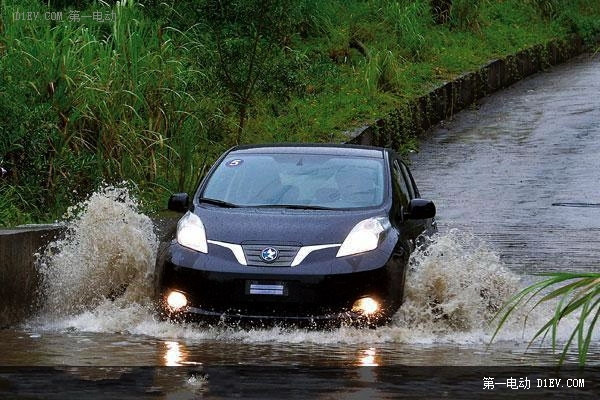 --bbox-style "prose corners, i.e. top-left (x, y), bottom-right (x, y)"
top-left (0, 225), bottom-right (63, 327)
top-left (0, 35), bottom-right (587, 327)
top-left (0, 218), bottom-right (178, 327)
